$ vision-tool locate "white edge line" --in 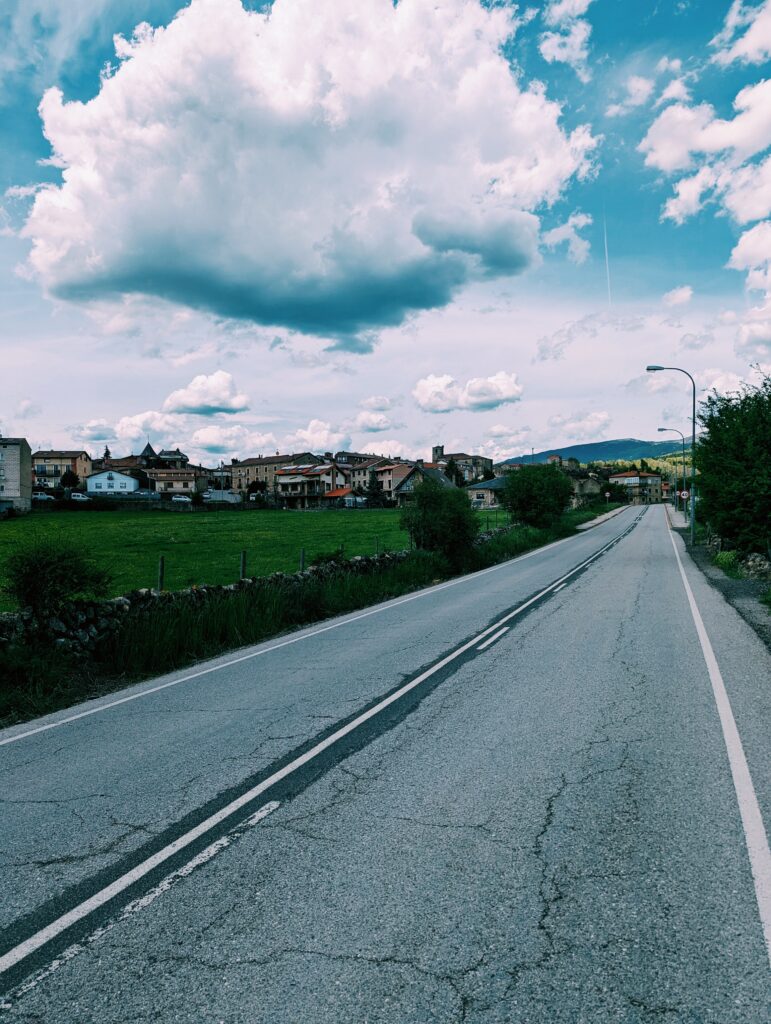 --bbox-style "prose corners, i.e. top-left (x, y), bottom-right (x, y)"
top-left (0, 525), bottom-right (630, 976)
top-left (477, 627), bottom-right (509, 651)
top-left (668, 527), bottom-right (771, 966)
top-left (0, 514), bottom-right (634, 747)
